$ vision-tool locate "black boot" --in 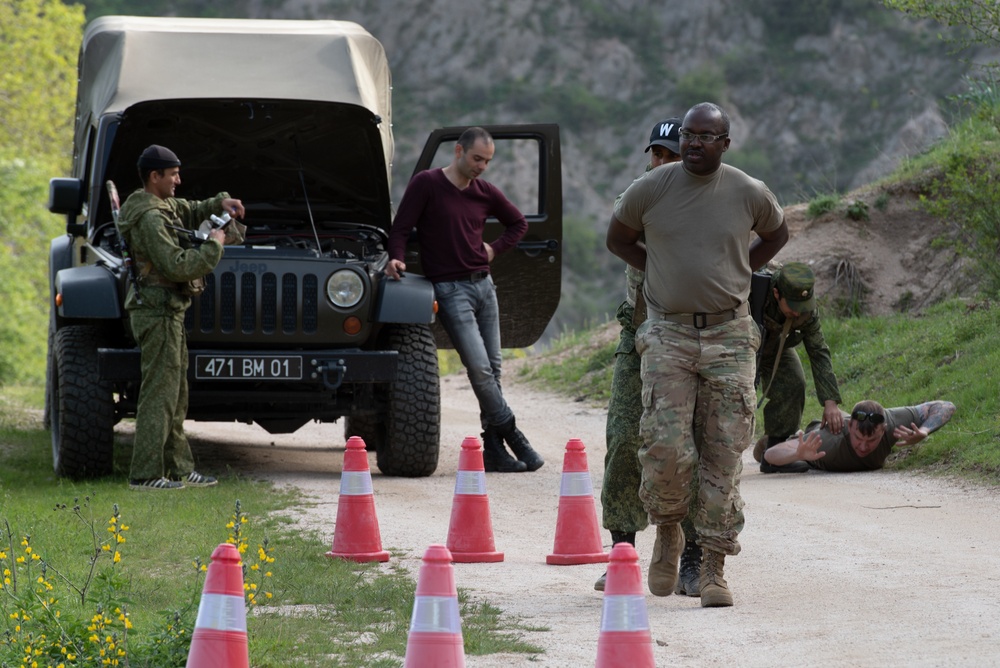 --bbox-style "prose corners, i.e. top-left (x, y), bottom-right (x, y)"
top-left (595, 531), bottom-right (636, 590)
top-left (481, 426), bottom-right (527, 473)
top-left (610, 530), bottom-right (636, 547)
top-left (760, 434), bottom-right (811, 473)
top-left (496, 416), bottom-right (544, 471)
top-left (675, 539), bottom-right (702, 597)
